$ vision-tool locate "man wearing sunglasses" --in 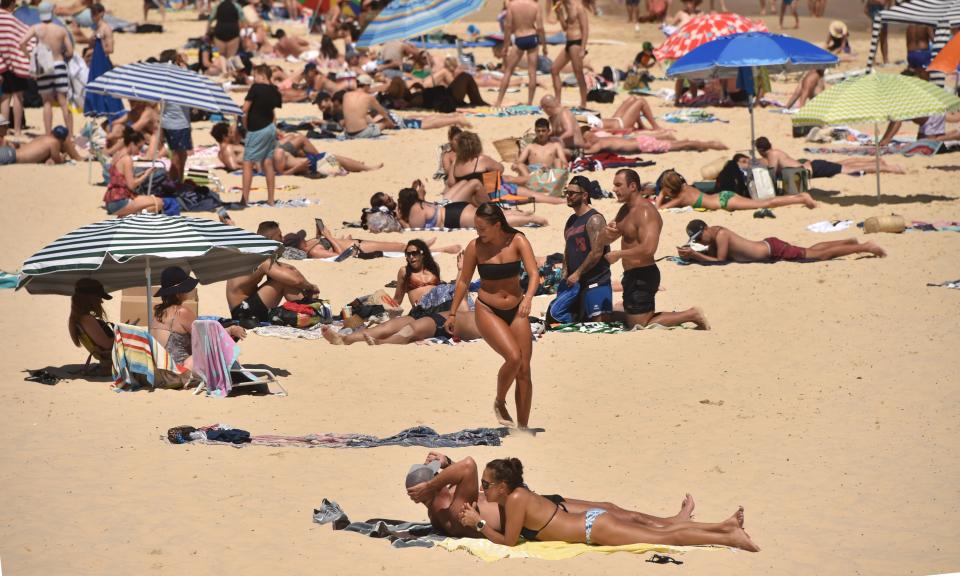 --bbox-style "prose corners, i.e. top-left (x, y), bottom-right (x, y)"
top-left (561, 175), bottom-right (613, 322)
